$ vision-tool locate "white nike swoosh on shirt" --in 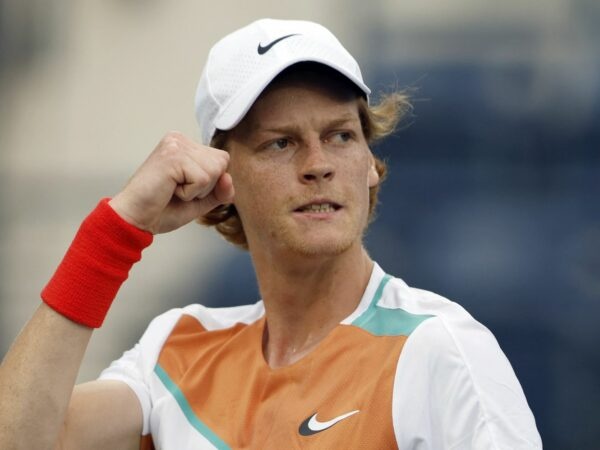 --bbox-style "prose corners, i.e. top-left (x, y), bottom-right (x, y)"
top-left (307, 410), bottom-right (360, 431)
